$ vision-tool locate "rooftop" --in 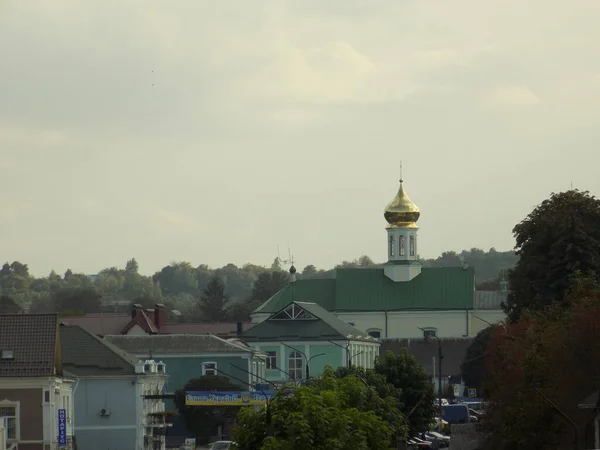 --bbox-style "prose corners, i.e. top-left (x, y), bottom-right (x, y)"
top-left (0, 313), bottom-right (60, 378)
top-left (255, 266), bottom-right (475, 314)
top-left (60, 325), bottom-right (143, 377)
top-left (242, 301), bottom-right (379, 342)
top-left (104, 333), bottom-right (256, 356)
